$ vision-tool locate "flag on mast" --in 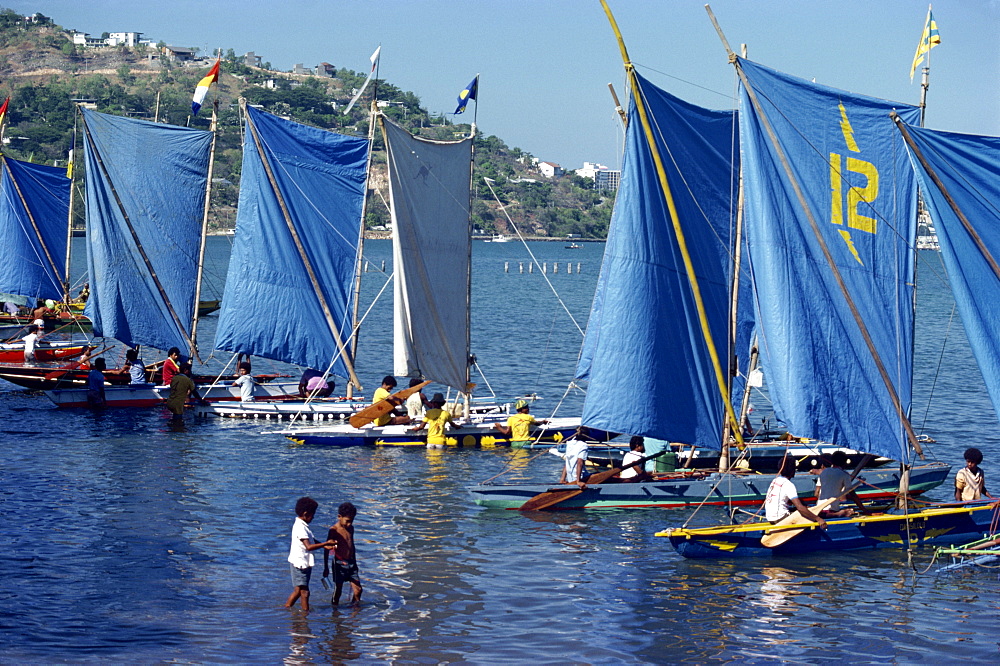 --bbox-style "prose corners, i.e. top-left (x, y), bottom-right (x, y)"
top-left (454, 75), bottom-right (479, 114)
top-left (909, 6), bottom-right (941, 81)
top-left (0, 97), bottom-right (9, 122)
top-left (343, 46), bottom-right (381, 115)
top-left (192, 58), bottom-right (221, 115)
